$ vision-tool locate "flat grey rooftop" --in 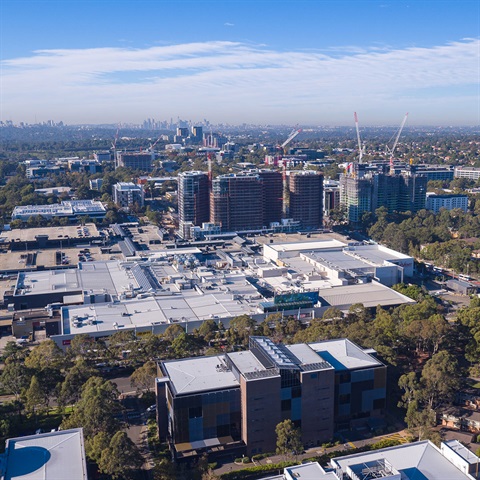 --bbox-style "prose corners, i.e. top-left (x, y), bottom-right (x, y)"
top-left (303, 250), bottom-right (368, 270)
top-left (284, 462), bottom-right (337, 480)
top-left (2, 428), bottom-right (87, 480)
top-left (228, 350), bottom-right (267, 376)
top-left (265, 239), bottom-right (346, 253)
top-left (286, 343), bottom-right (334, 371)
top-left (309, 339), bottom-right (382, 371)
top-left (163, 355), bottom-right (239, 395)
top-left (318, 281), bottom-right (415, 309)
top-left (0, 223), bottom-right (99, 242)
top-left (332, 440), bottom-right (477, 480)
top-left (15, 261), bottom-right (134, 297)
